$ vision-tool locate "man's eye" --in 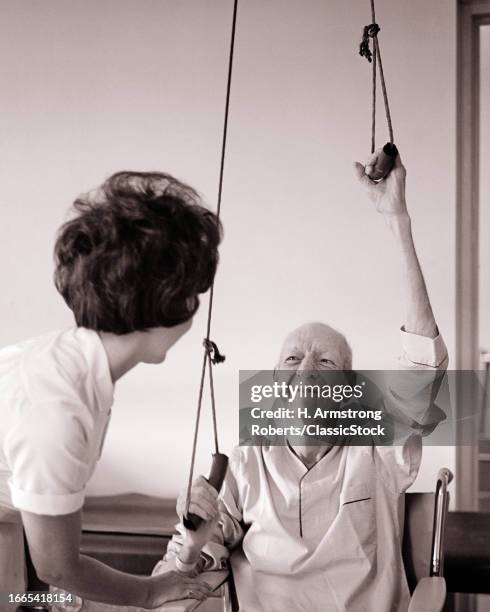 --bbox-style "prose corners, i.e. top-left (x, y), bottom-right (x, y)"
top-left (320, 358), bottom-right (335, 366)
top-left (285, 356), bottom-right (299, 362)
